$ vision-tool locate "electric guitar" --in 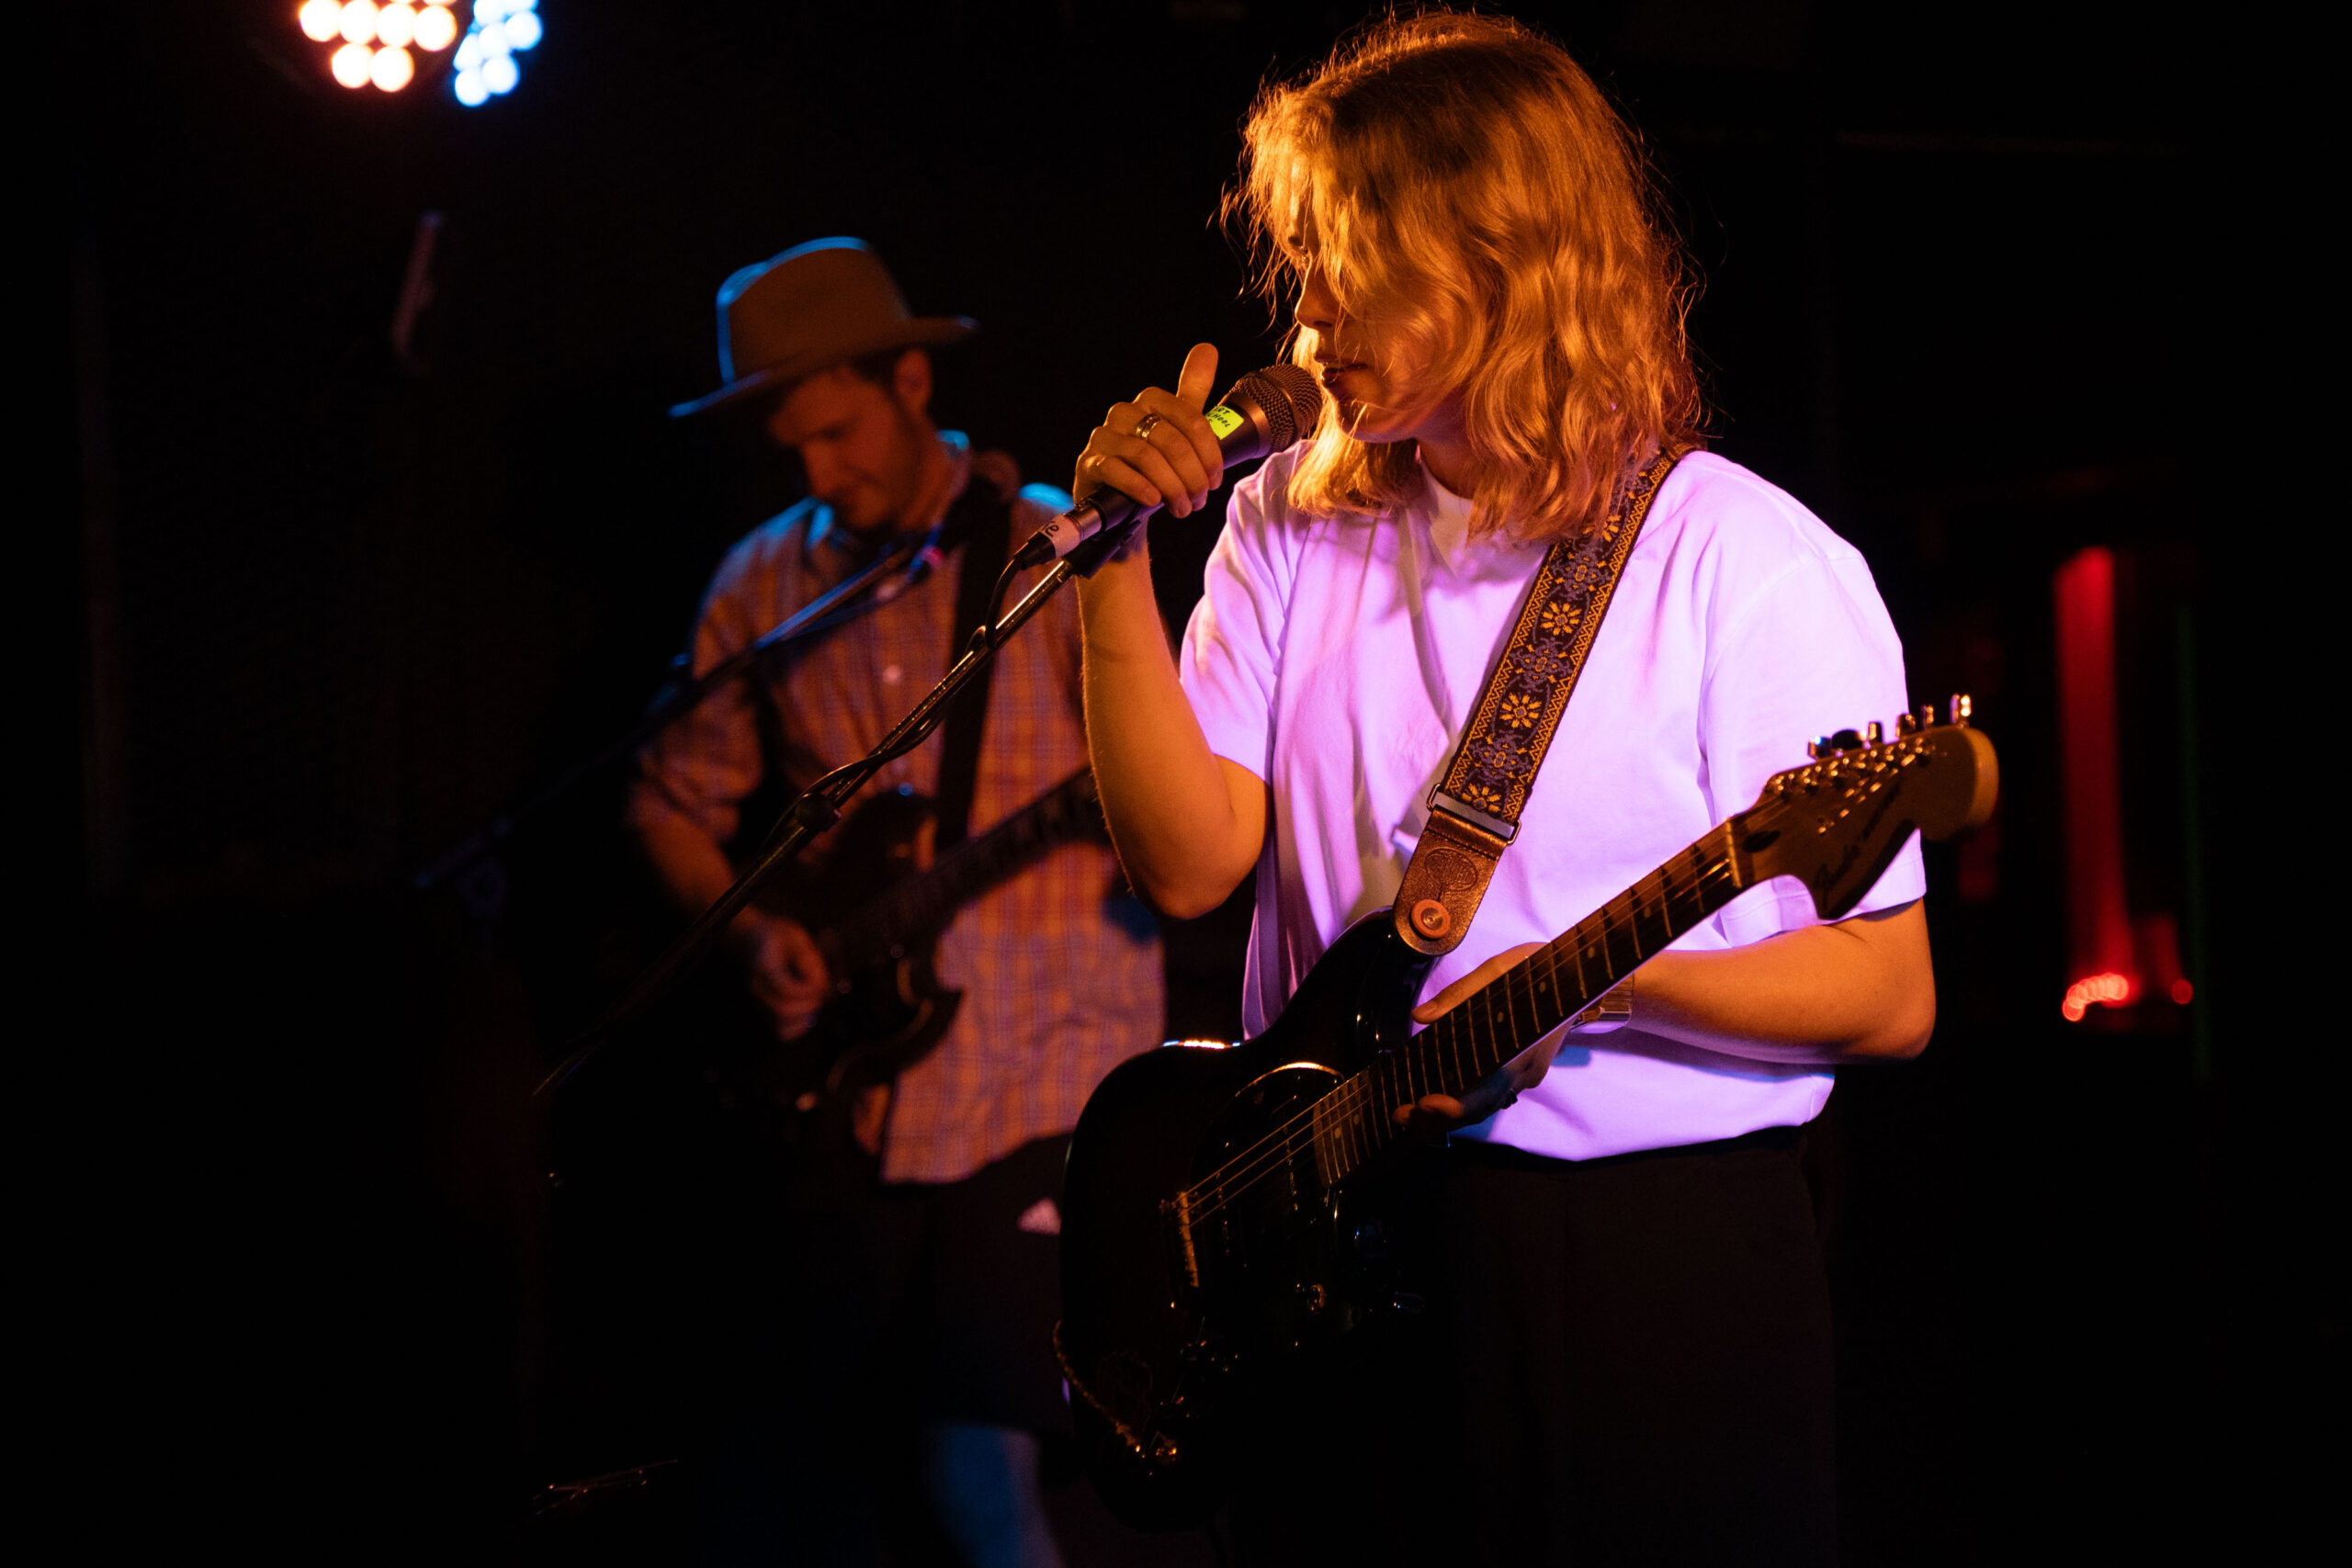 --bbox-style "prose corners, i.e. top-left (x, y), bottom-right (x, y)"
top-left (1057, 706), bottom-right (1998, 1530)
top-left (741, 766), bottom-right (1107, 1117)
